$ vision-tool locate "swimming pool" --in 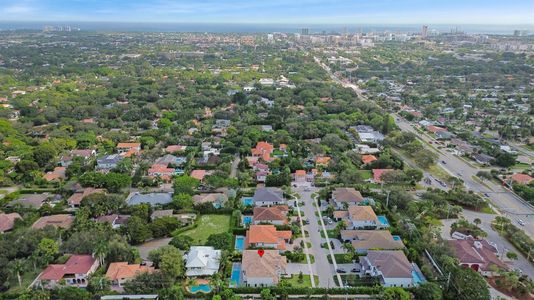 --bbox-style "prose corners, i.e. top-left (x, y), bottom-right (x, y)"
top-left (242, 216), bottom-right (253, 226)
top-left (189, 284), bottom-right (212, 293)
top-left (392, 235), bottom-right (401, 241)
top-left (241, 197), bottom-right (254, 206)
top-left (235, 235), bottom-right (245, 252)
top-left (230, 263), bottom-right (242, 287)
top-left (377, 215), bottom-right (390, 227)
top-left (412, 264), bottom-right (426, 285)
